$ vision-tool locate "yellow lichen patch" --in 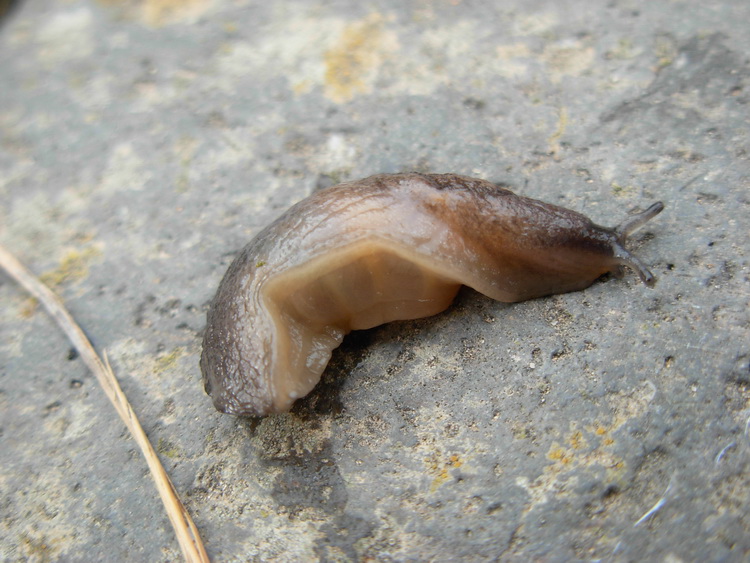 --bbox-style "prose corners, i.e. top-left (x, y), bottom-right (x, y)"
top-left (590, 423), bottom-right (616, 446)
top-left (19, 533), bottom-right (56, 561)
top-left (157, 437), bottom-right (180, 458)
top-left (141, 0), bottom-right (214, 26)
top-left (154, 347), bottom-right (184, 375)
top-left (497, 43), bottom-right (532, 60)
top-left (174, 135), bottom-right (199, 192)
top-left (605, 460), bottom-right (627, 486)
top-left (547, 442), bottom-right (573, 465)
top-left (292, 79), bottom-right (313, 96)
top-left (569, 430), bottom-right (587, 450)
top-left (19, 297), bottom-right (39, 319)
top-left (494, 43), bottom-right (532, 79)
top-left (39, 246), bottom-right (102, 288)
top-left (323, 13), bottom-right (394, 103)
top-left (606, 381), bottom-right (657, 431)
top-left (514, 421), bottom-right (631, 514)
top-left (517, 433), bottom-right (627, 512)
top-left (542, 42), bottom-right (595, 82)
top-left (547, 106), bottom-right (568, 157)
top-left (97, 0), bottom-right (215, 27)
top-left (654, 35), bottom-right (678, 69)
top-left (611, 182), bottom-right (637, 197)
top-left (607, 38), bottom-right (636, 60)
top-left (425, 453), bottom-right (463, 492)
